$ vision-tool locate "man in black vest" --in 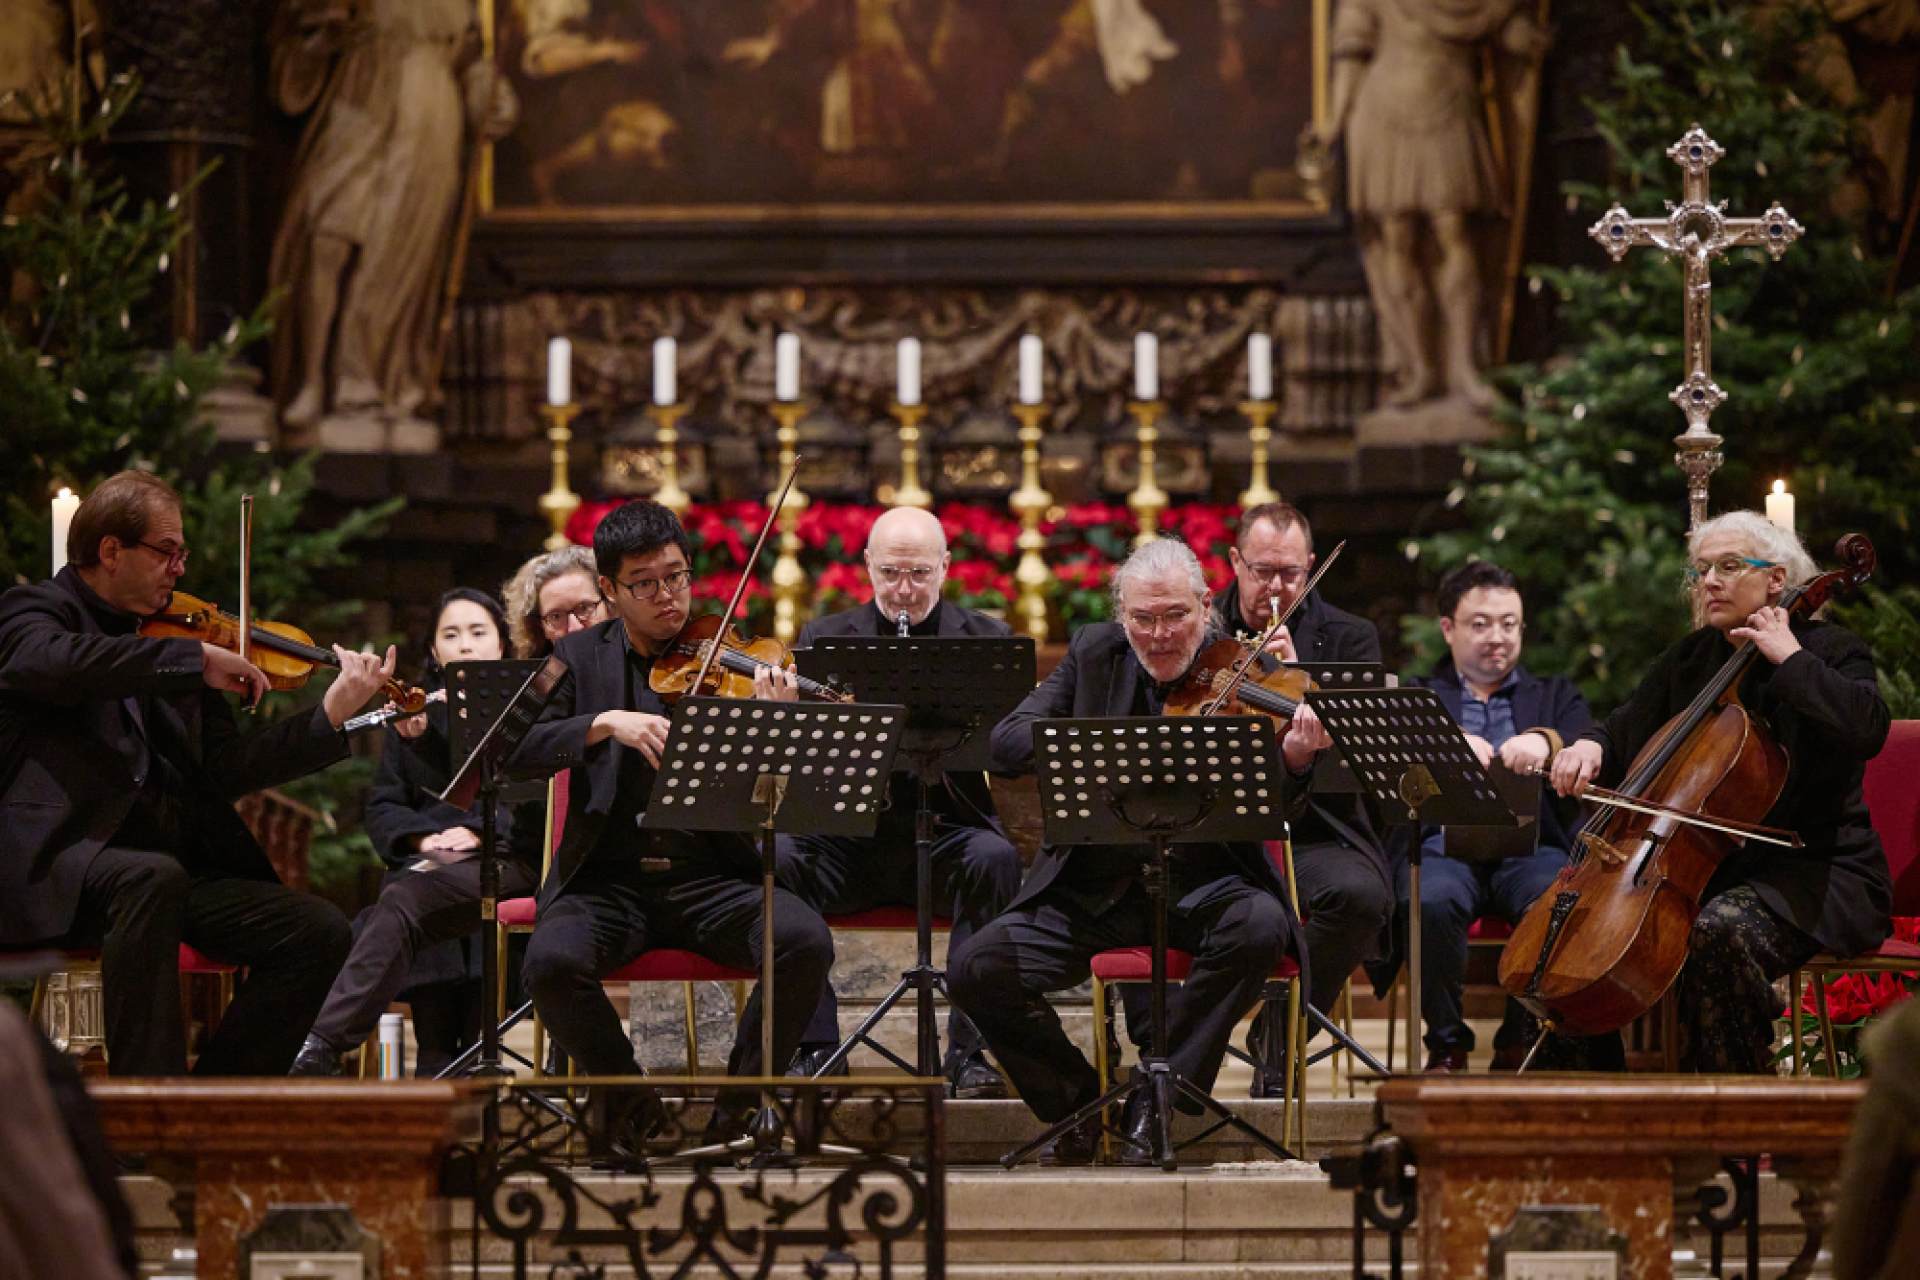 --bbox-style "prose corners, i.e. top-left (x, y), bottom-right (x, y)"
top-left (948, 537), bottom-right (1322, 1164)
top-left (768, 507), bottom-right (1023, 1098)
top-left (511, 500), bottom-right (833, 1132)
top-left (0, 470), bottom-right (395, 1075)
